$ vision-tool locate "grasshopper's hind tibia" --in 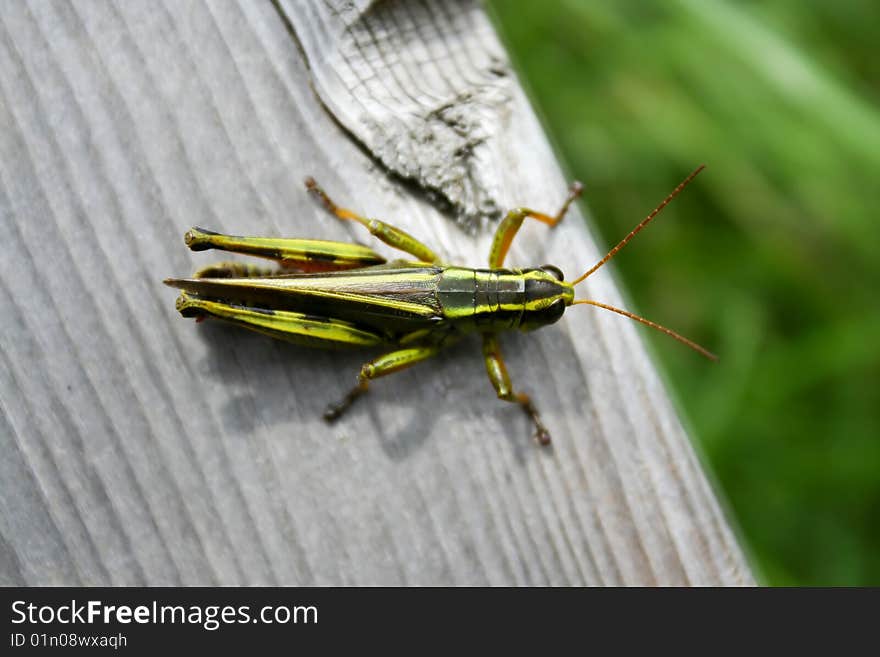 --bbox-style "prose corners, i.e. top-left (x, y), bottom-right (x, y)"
top-left (482, 334), bottom-right (552, 446)
top-left (305, 177), bottom-right (441, 264)
top-left (194, 261), bottom-right (281, 279)
top-left (324, 345), bottom-right (442, 422)
top-left (489, 181), bottom-right (583, 269)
